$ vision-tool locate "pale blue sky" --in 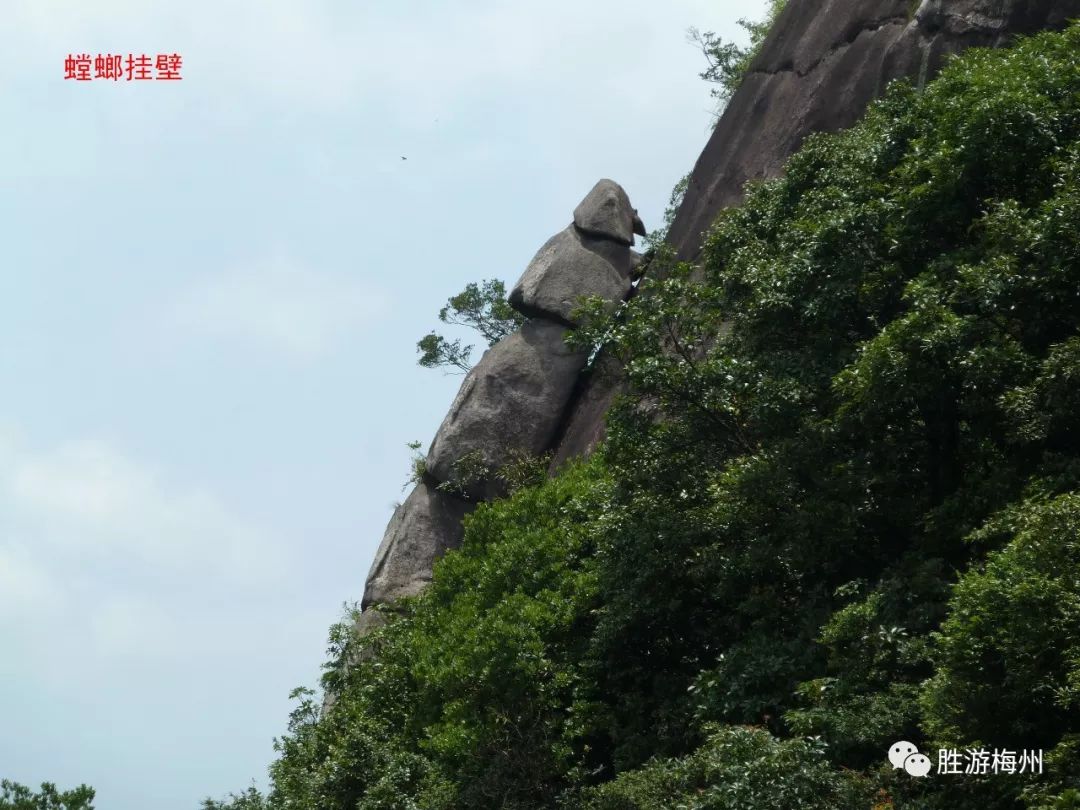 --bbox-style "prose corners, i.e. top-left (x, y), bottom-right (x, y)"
top-left (0, 1), bottom-right (765, 807)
